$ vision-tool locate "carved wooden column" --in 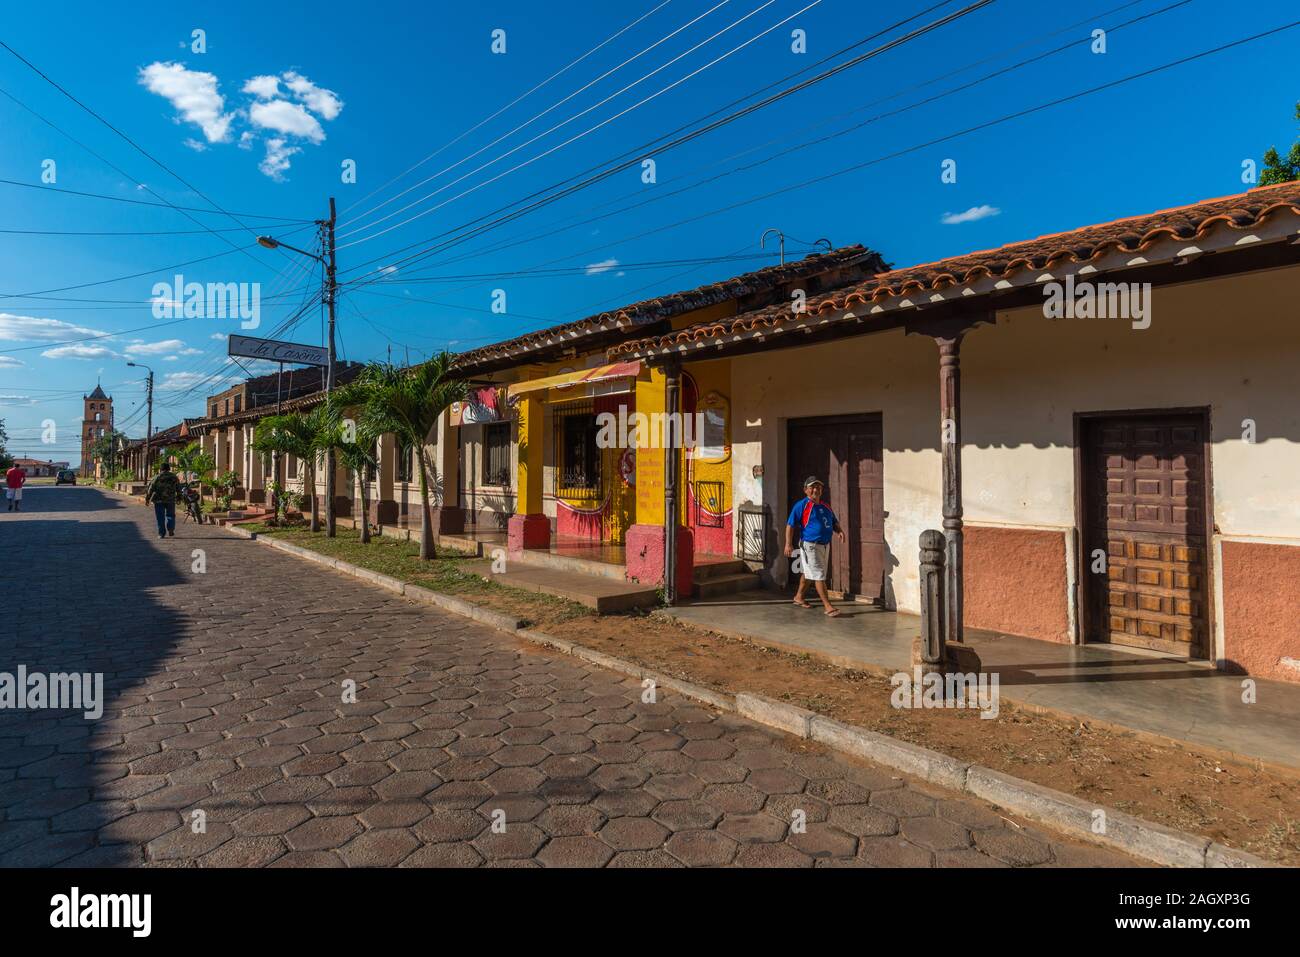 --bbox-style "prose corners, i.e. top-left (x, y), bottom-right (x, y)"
top-left (914, 529), bottom-right (947, 675)
top-left (907, 312), bottom-right (993, 653)
top-left (937, 332), bottom-right (965, 648)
